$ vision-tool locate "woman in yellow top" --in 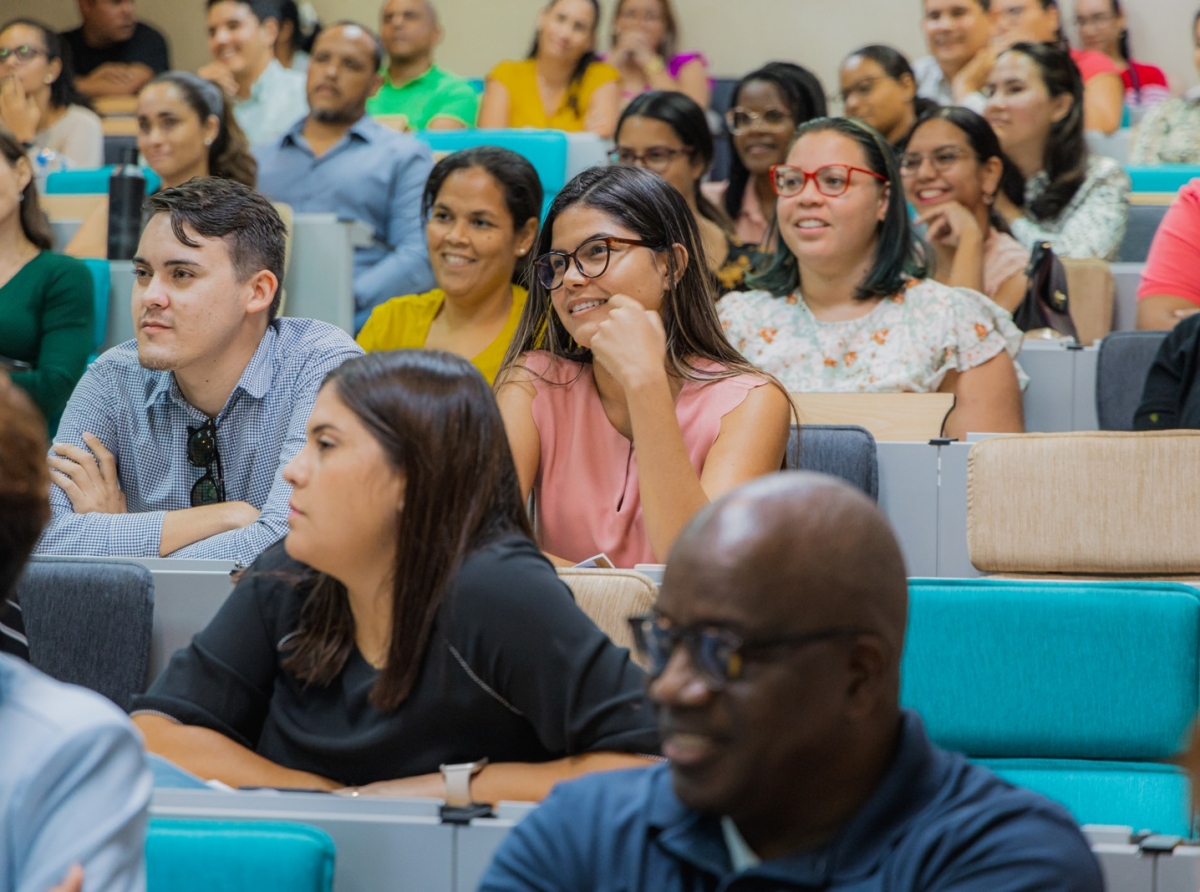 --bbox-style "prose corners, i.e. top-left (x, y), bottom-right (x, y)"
top-left (357, 147), bottom-right (541, 384)
top-left (478, 0), bottom-right (620, 138)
